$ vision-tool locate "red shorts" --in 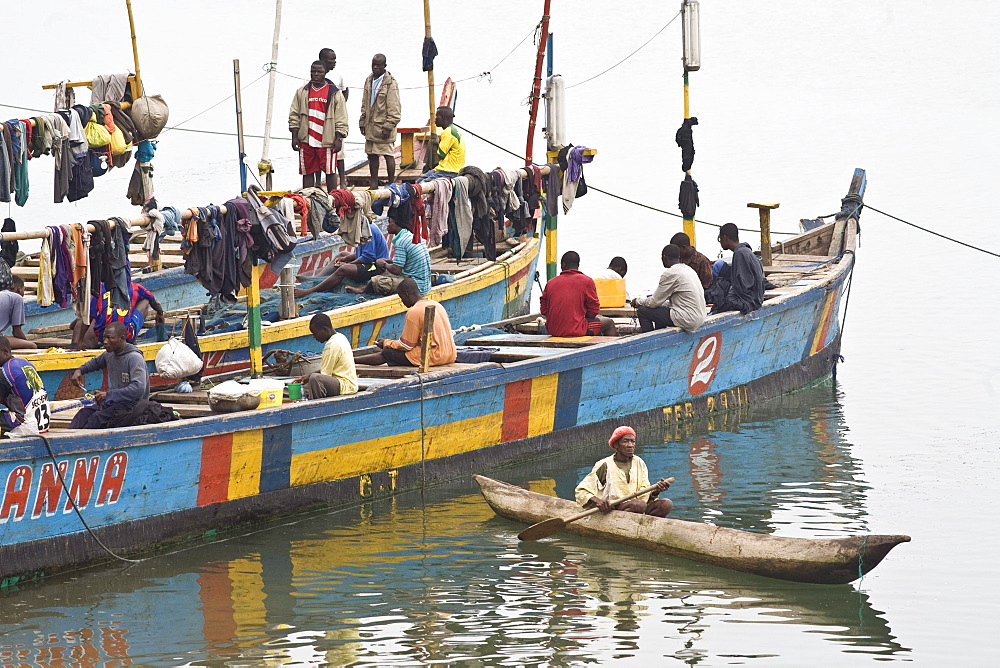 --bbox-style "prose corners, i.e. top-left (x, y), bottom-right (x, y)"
top-left (298, 145), bottom-right (337, 175)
